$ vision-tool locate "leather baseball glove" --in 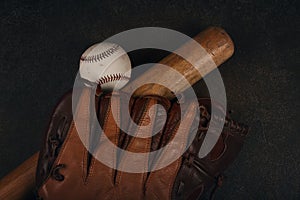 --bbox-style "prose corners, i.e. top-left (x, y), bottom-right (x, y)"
top-left (36, 88), bottom-right (248, 200)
